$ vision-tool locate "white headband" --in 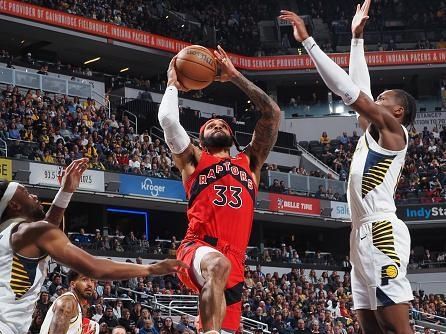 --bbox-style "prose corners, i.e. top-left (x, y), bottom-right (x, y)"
top-left (0, 182), bottom-right (19, 218)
